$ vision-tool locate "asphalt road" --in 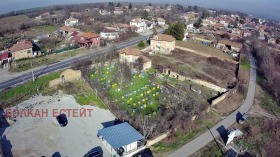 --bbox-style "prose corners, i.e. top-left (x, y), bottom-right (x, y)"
top-left (0, 31), bottom-right (160, 91)
top-left (168, 52), bottom-right (256, 157)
